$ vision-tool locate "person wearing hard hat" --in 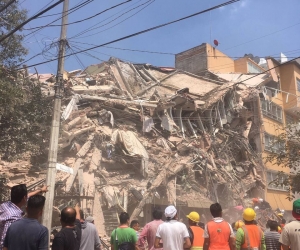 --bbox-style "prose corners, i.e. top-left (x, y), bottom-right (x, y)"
top-left (236, 208), bottom-right (266, 250)
top-left (186, 212), bottom-right (204, 250)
